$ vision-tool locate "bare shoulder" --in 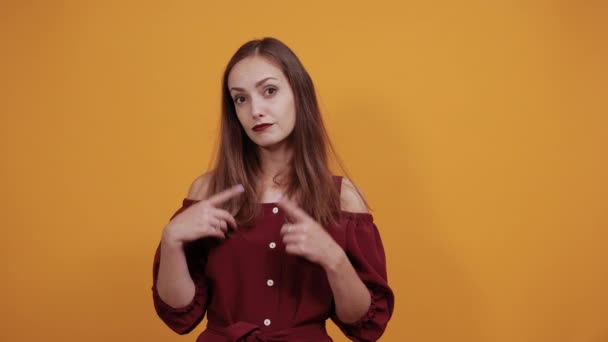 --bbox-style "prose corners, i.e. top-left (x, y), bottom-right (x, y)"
top-left (187, 172), bottom-right (212, 200)
top-left (340, 177), bottom-right (369, 213)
